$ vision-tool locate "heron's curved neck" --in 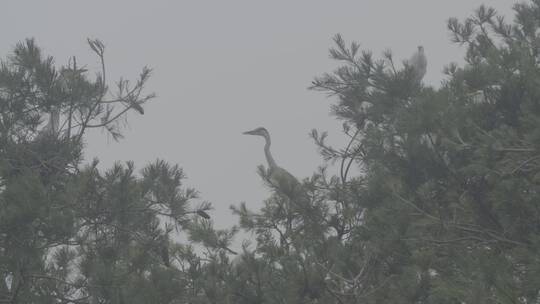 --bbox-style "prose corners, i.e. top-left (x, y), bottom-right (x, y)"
top-left (263, 134), bottom-right (277, 168)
